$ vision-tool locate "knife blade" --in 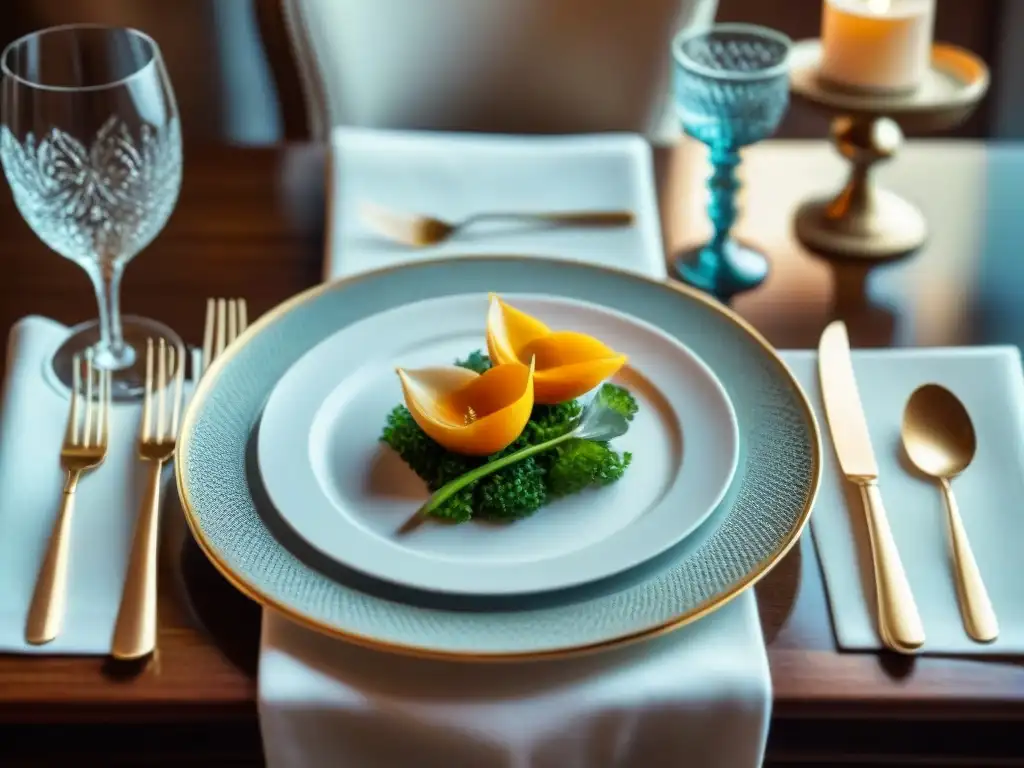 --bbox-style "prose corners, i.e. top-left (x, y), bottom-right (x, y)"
top-left (818, 322), bottom-right (878, 480)
top-left (818, 320), bottom-right (925, 653)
